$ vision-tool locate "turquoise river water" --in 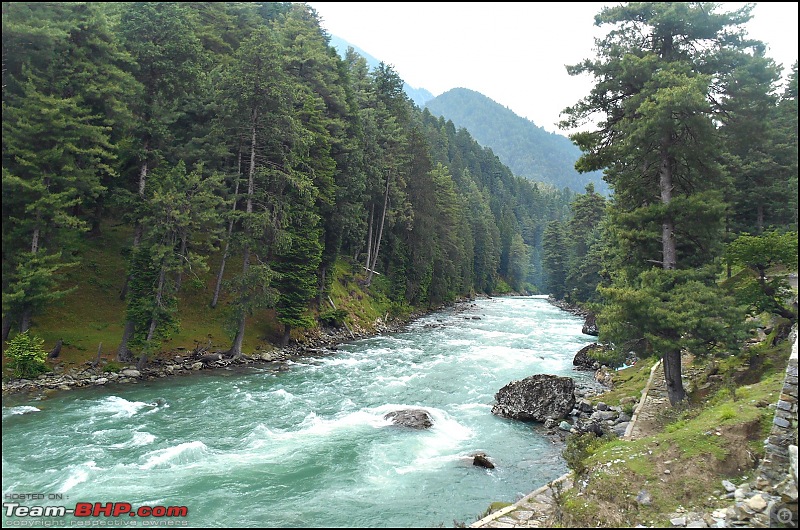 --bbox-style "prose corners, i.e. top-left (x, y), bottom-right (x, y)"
top-left (2, 295), bottom-right (595, 528)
